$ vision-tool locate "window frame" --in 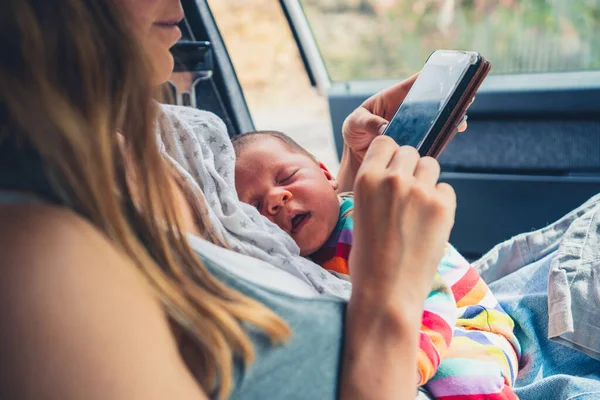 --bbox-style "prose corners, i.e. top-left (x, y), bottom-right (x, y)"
top-left (181, 0), bottom-right (255, 135)
top-left (281, 0), bottom-right (600, 116)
